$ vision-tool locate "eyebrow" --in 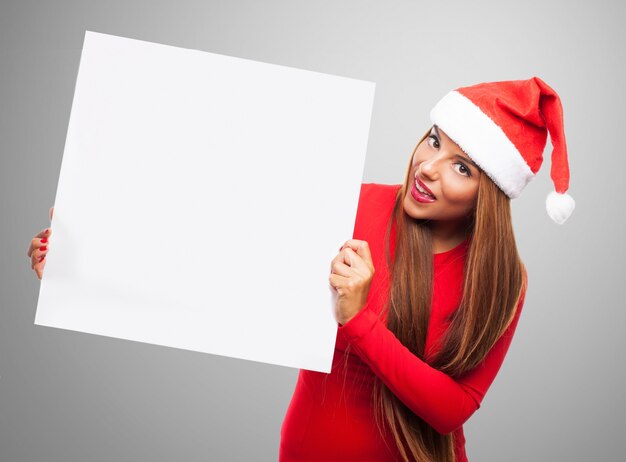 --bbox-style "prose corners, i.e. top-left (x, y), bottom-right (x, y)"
top-left (432, 125), bottom-right (480, 170)
top-left (454, 154), bottom-right (480, 170)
